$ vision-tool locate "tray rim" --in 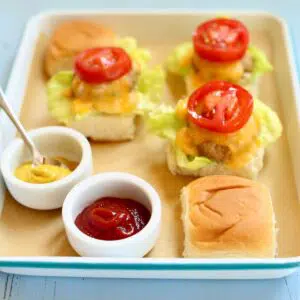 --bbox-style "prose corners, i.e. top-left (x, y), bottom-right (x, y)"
top-left (1, 9), bottom-right (300, 272)
top-left (0, 257), bottom-right (300, 270)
